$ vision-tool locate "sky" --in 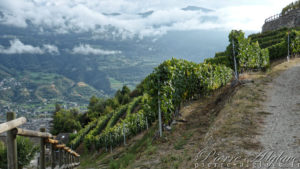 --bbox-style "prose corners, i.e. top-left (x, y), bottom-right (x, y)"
top-left (0, 0), bottom-right (297, 39)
